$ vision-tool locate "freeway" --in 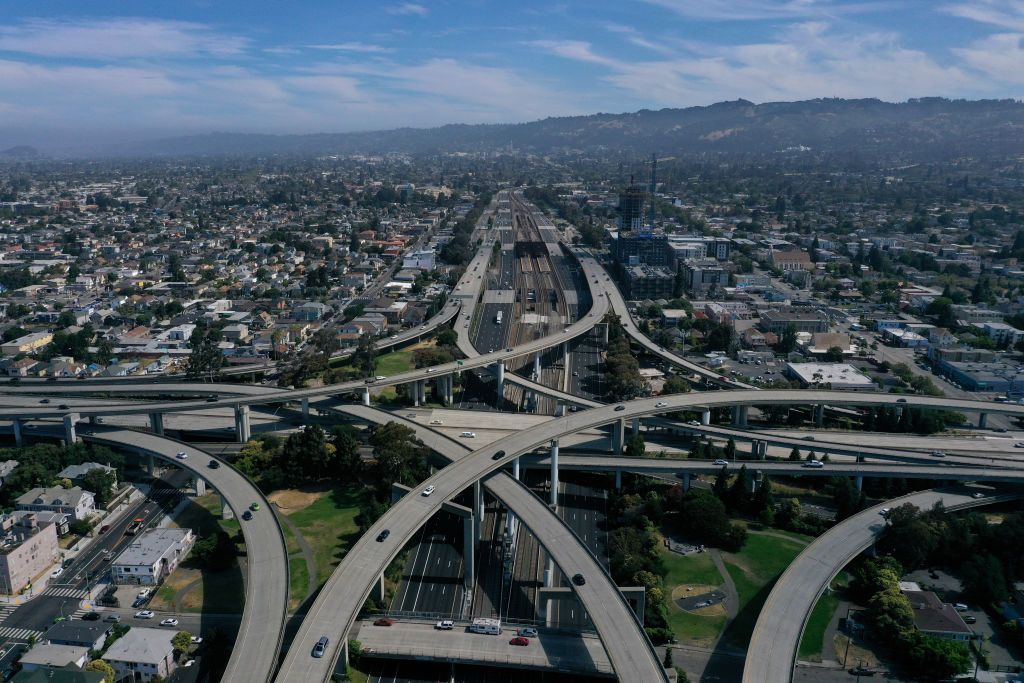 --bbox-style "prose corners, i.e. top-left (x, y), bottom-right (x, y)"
top-left (743, 488), bottom-right (1020, 683)
top-left (77, 427), bottom-right (288, 683)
